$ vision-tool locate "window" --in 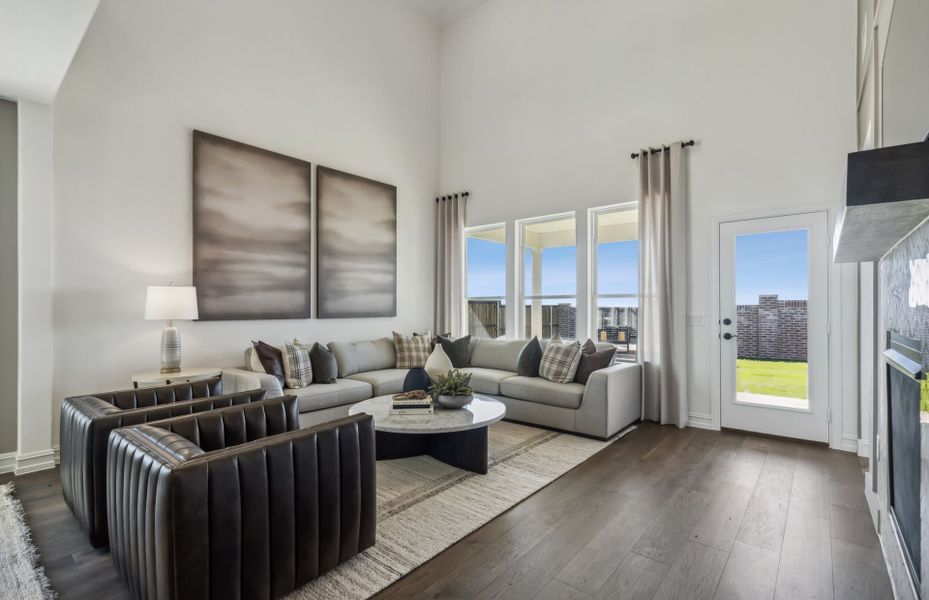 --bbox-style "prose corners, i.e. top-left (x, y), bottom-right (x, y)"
top-left (519, 214), bottom-right (577, 340)
top-left (592, 205), bottom-right (638, 360)
top-left (465, 224), bottom-right (507, 339)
